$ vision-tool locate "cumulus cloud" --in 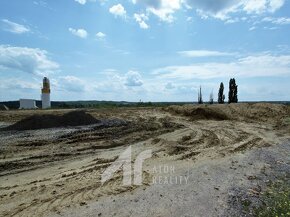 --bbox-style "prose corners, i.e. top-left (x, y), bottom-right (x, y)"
top-left (68, 28), bottom-right (88, 38)
top-left (131, 0), bottom-right (286, 22)
top-left (153, 54), bottom-right (290, 80)
top-left (1, 19), bottom-right (30, 34)
top-left (178, 50), bottom-right (234, 57)
top-left (268, 0), bottom-right (285, 12)
top-left (243, 0), bottom-right (285, 13)
top-left (109, 4), bottom-right (126, 17)
top-left (96, 32), bottom-right (106, 39)
top-left (0, 45), bottom-right (59, 75)
top-left (243, 0), bottom-right (268, 14)
top-left (132, 0), bottom-right (182, 22)
top-left (124, 71), bottom-right (143, 86)
top-left (134, 13), bottom-right (149, 29)
top-left (188, 0), bottom-right (238, 19)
